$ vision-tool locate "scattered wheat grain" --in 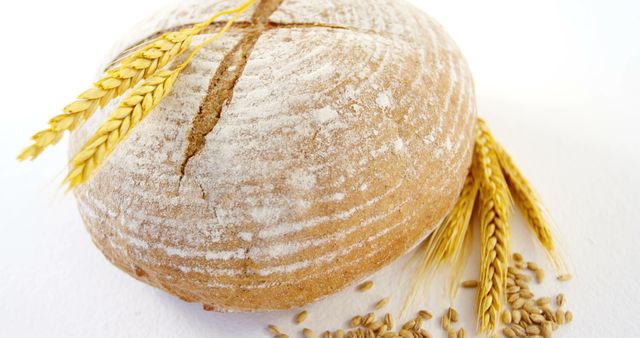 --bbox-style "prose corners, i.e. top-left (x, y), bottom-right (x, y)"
top-left (501, 310), bottom-right (512, 324)
top-left (441, 315), bottom-right (451, 331)
top-left (565, 311), bottom-right (573, 323)
top-left (526, 325), bottom-right (541, 335)
top-left (447, 307), bottom-right (459, 323)
top-left (536, 297), bottom-right (551, 307)
top-left (556, 294), bottom-right (565, 307)
top-left (295, 310), bottom-right (308, 324)
top-left (375, 298), bottom-right (389, 310)
top-left (358, 281), bottom-right (374, 292)
top-left (555, 309), bottom-right (565, 324)
top-left (530, 314), bottom-right (545, 324)
top-left (383, 313), bottom-right (393, 329)
top-left (268, 324), bottom-right (281, 334)
top-left (461, 280), bottom-right (478, 288)
top-left (350, 316), bottom-right (361, 327)
top-left (502, 327), bottom-right (516, 338)
top-left (303, 328), bottom-right (316, 338)
top-left (557, 274), bottom-right (572, 281)
top-left (363, 312), bottom-right (375, 326)
top-left (512, 310), bottom-right (521, 324)
top-left (541, 322), bottom-right (553, 338)
top-left (512, 298), bottom-right (525, 309)
top-left (511, 324), bottom-right (525, 337)
top-left (418, 310), bottom-right (432, 320)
